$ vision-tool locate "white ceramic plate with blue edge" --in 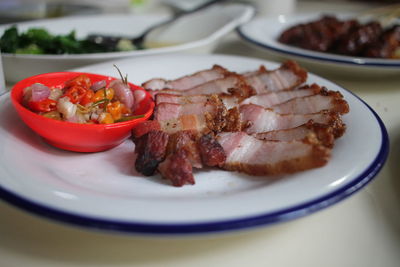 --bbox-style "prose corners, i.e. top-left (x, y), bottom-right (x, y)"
top-left (0, 3), bottom-right (254, 83)
top-left (0, 54), bottom-right (389, 235)
top-left (237, 13), bottom-right (400, 76)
